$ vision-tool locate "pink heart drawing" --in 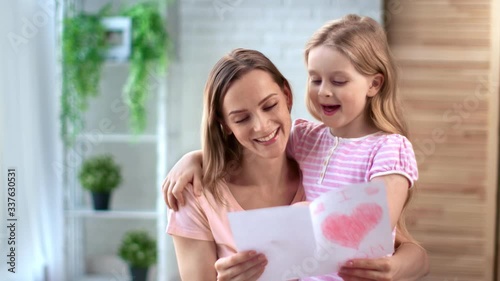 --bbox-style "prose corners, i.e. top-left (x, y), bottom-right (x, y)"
top-left (321, 203), bottom-right (383, 249)
top-left (365, 185), bottom-right (379, 196)
top-left (313, 203), bottom-right (325, 215)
